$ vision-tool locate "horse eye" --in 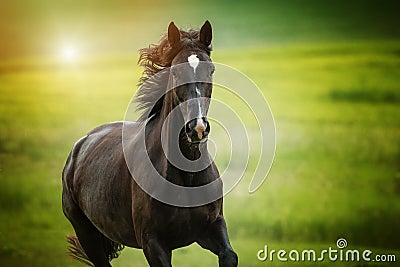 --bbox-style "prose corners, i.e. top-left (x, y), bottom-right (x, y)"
top-left (210, 66), bottom-right (215, 75)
